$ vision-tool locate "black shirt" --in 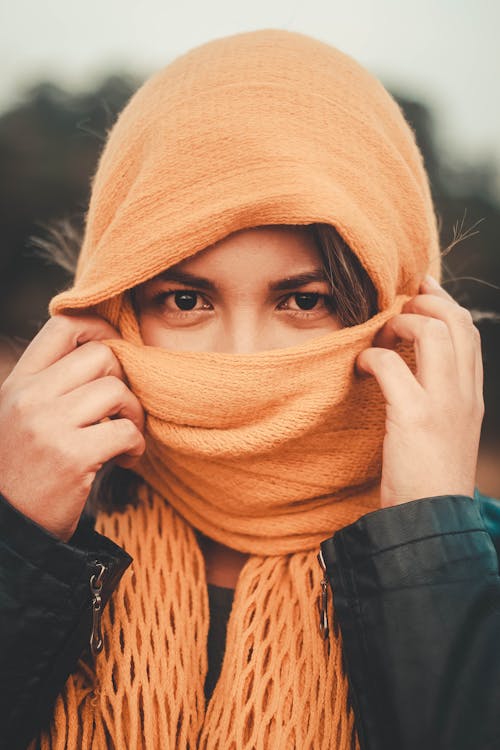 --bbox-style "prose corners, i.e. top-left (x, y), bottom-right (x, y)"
top-left (204, 583), bottom-right (235, 702)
